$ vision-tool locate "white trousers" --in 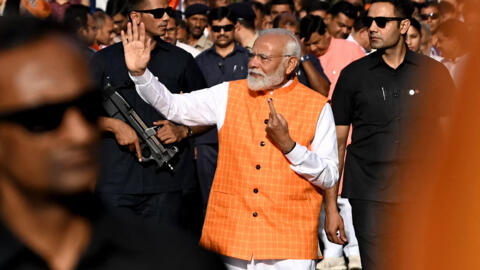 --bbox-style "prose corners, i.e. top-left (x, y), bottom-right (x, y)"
top-left (319, 197), bottom-right (360, 258)
top-left (223, 256), bottom-right (316, 270)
